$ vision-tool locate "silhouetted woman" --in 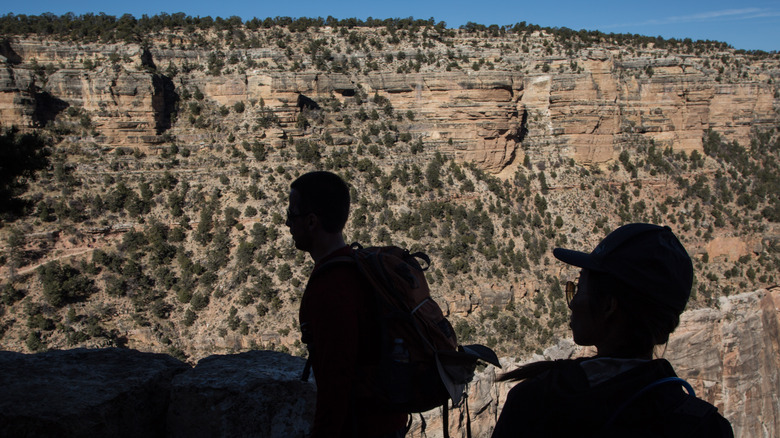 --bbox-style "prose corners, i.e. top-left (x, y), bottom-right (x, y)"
top-left (492, 223), bottom-right (733, 437)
